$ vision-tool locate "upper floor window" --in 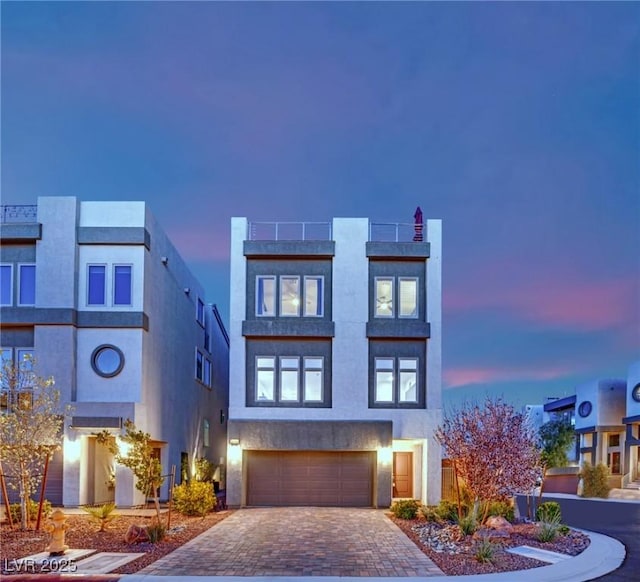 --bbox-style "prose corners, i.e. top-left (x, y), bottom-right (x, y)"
top-left (374, 276), bottom-right (418, 319)
top-left (0, 265), bottom-right (13, 306)
top-left (1, 348), bottom-right (34, 412)
top-left (88, 265), bottom-right (106, 305)
top-left (374, 357), bottom-right (418, 404)
top-left (255, 355), bottom-right (324, 404)
top-left (203, 418), bottom-right (210, 448)
top-left (197, 298), bottom-right (205, 326)
top-left (195, 349), bottom-right (212, 387)
top-left (256, 275), bottom-right (324, 318)
top-left (113, 265), bottom-right (132, 305)
top-left (18, 264), bottom-right (36, 306)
